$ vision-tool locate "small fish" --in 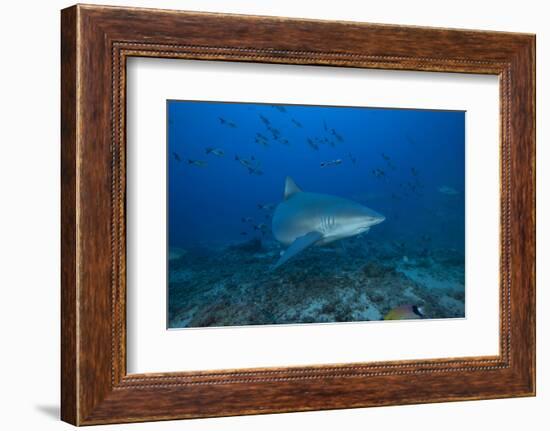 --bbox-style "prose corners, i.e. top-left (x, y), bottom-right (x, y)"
top-left (268, 126), bottom-right (281, 139)
top-left (241, 217), bottom-right (253, 223)
top-left (331, 129), bottom-right (344, 142)
top-left (247, 167), bottom-right (264, 176)
top-left (273, 105), bottom-right (287, 113)
top-left (384, 304), bottom-right (425, 321)
top-left (323, 120), bottom-right (328, 132)
top-left (169, 247), bottom-right (187, 261)
top-left (235, 154), bottom-right (255, 168)
top-left (253, 223), bottom-right (268, 231)
top-left (411, 167), bottom-right (419, 176)
top-left (256, 133), bottom-right (269, 141)
top-left (187, 159), bottom-right (207, 167)
top-left (291, 118), bottom-right (302, 128)
top-left (257, 203), bottom-right (275, 211)
top-left (280, 138), bottom-right (290, 146)
top-left (240, 231), bottom-right (248, 236)
top-left (348, 152), bottom-right (357, 164)
top-left (259, 114), bottom-right (270, 126)
top-left (172, 152), bottom-right (181, 162)
top-left (219, 117), bottom-right (237, 128)
top-left (381, 153), bottom-right (391, 161)
top-left (320, 159), bottom-right (343, 168)
top-left (307, 138), bottom-right (319, 151)
top-left (406, 181), bottom-right (420, 193)
top-left (372, 168), bottom-right (385, 178)
top-left (255, 137), bottom-right (269, 147)
top-left (205, 147), bottom-right (224, 157)
top-left (438, 185), bottom-right (460, 196)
